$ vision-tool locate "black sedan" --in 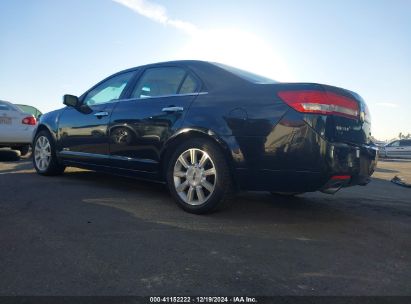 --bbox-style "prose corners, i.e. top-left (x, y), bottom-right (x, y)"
top-left (33, 60), bottom-right (377, 214)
